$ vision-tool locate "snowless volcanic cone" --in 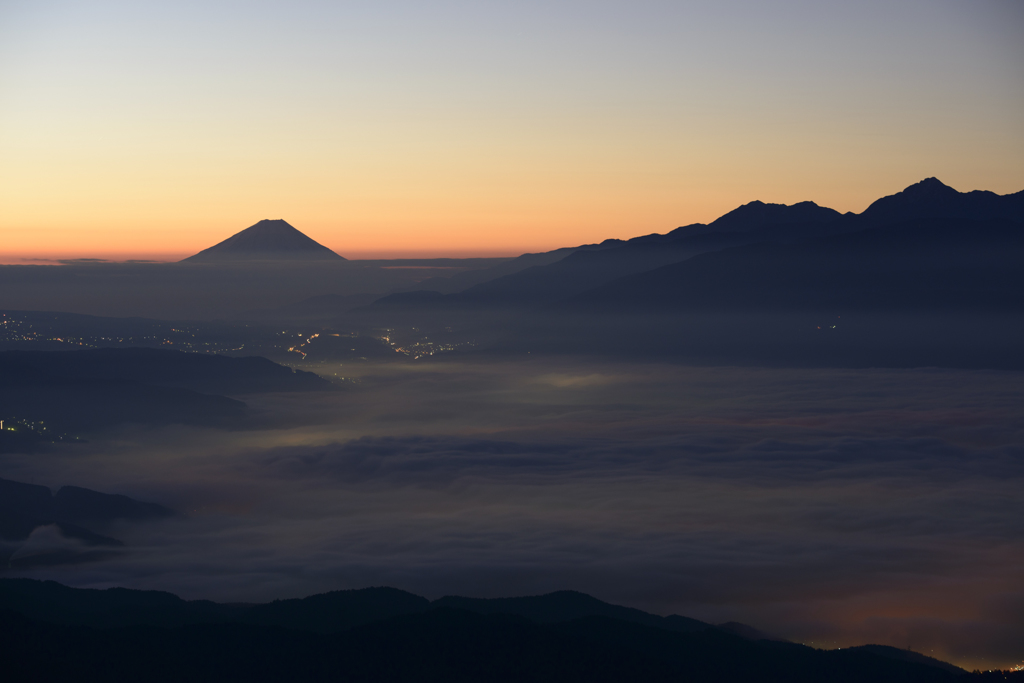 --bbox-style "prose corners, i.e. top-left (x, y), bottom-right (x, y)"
top-left (183, 220), bottom-right (345, 262)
